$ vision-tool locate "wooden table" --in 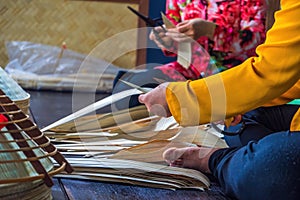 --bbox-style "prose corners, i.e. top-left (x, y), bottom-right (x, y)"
top-left (28, 90), bottom-right (230, 200)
